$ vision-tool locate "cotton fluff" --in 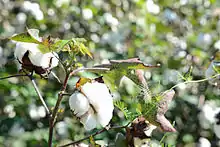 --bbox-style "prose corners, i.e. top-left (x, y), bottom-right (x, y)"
top-left (214, 111), bottom-right (220, 139)
top-left (199, 102), bottom-right (220, 139)
top-left (14, 42), bottom-right (59, 70)
top-left (14, 42), bottom-right (40, 63)
top-left (69, 92), bottom-right (90, 117)
top-left (214, 124), bottom-right (220, 139)
top-left (69, 81), bottom-right (114, 130)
